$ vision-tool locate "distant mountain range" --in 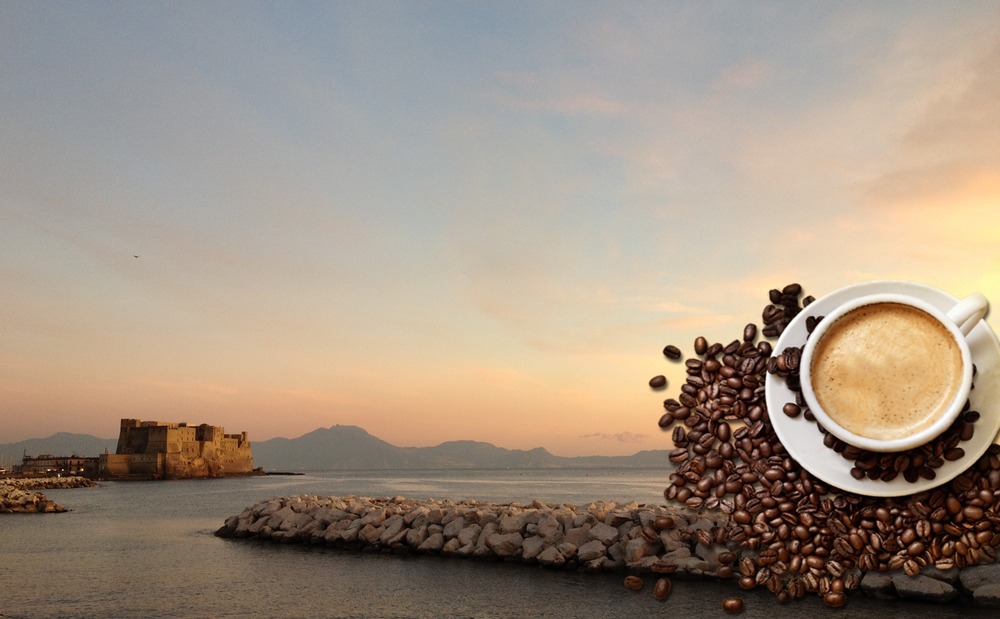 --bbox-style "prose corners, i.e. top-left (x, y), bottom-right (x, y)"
top-left (0, 433), bottom-right (118, 467)
top-left (0, 425), bottom-right (670, 472)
